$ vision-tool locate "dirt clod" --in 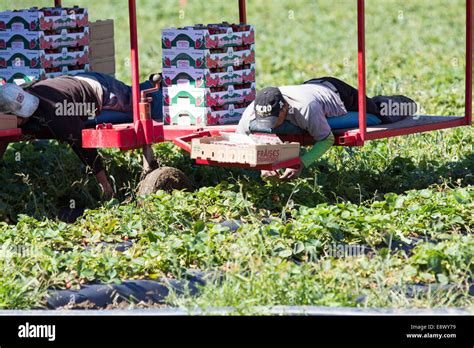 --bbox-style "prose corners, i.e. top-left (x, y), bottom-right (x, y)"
top-left (137, 167), bottom-right (194, 195)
